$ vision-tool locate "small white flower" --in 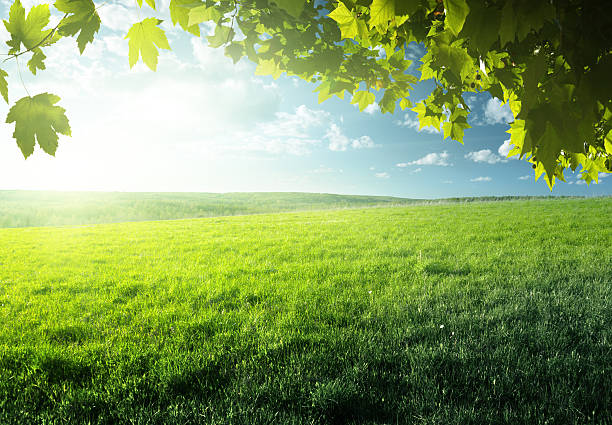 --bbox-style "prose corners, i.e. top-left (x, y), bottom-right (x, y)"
top-left (368, 290), bottom-right (372, 294)
top-left (439, 324), bottom-right (444, 329)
